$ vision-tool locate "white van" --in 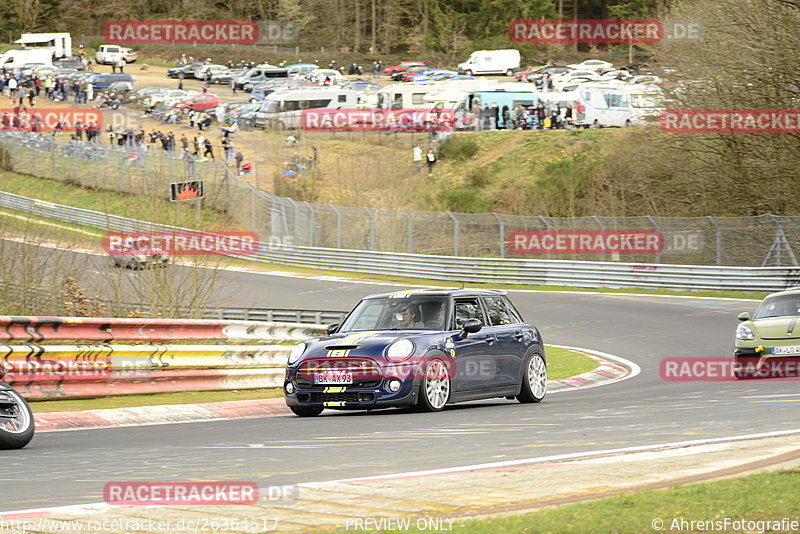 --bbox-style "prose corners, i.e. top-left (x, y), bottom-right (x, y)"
top-left (15, 33), bottom-right (71, 59)
top-left (457, 50), bottom-right (520, 77)
top-left (579, 83), bottom-right (664, 127)
top-left (377, 80), bottom-right (501, 110)
top-left (0, 49), bottom-right (53, 70)
top-left (252, 88), bottom-right (359, 129)
top-left (96, 44), bottom-right (137, 65)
